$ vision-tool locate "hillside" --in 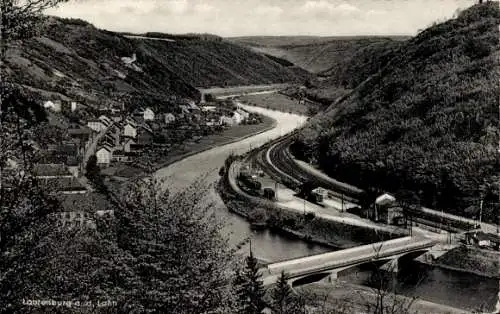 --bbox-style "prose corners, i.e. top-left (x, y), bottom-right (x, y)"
top-left (230, 36), bottom-right (407, 104)
top-left (292, 2), bottom-right (500, 222)
top-left (5, 17), bottom-right (310, 110)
